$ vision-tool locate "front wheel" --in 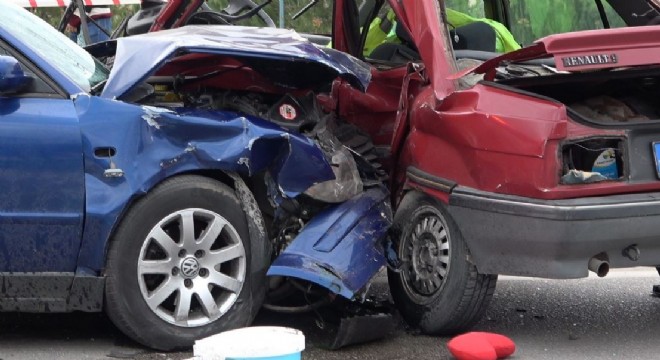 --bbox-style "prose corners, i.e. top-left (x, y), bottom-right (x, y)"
top-left (388, 191), bottom-right (497, 335)
top-left (105, 175), bottom-right (264, 350)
